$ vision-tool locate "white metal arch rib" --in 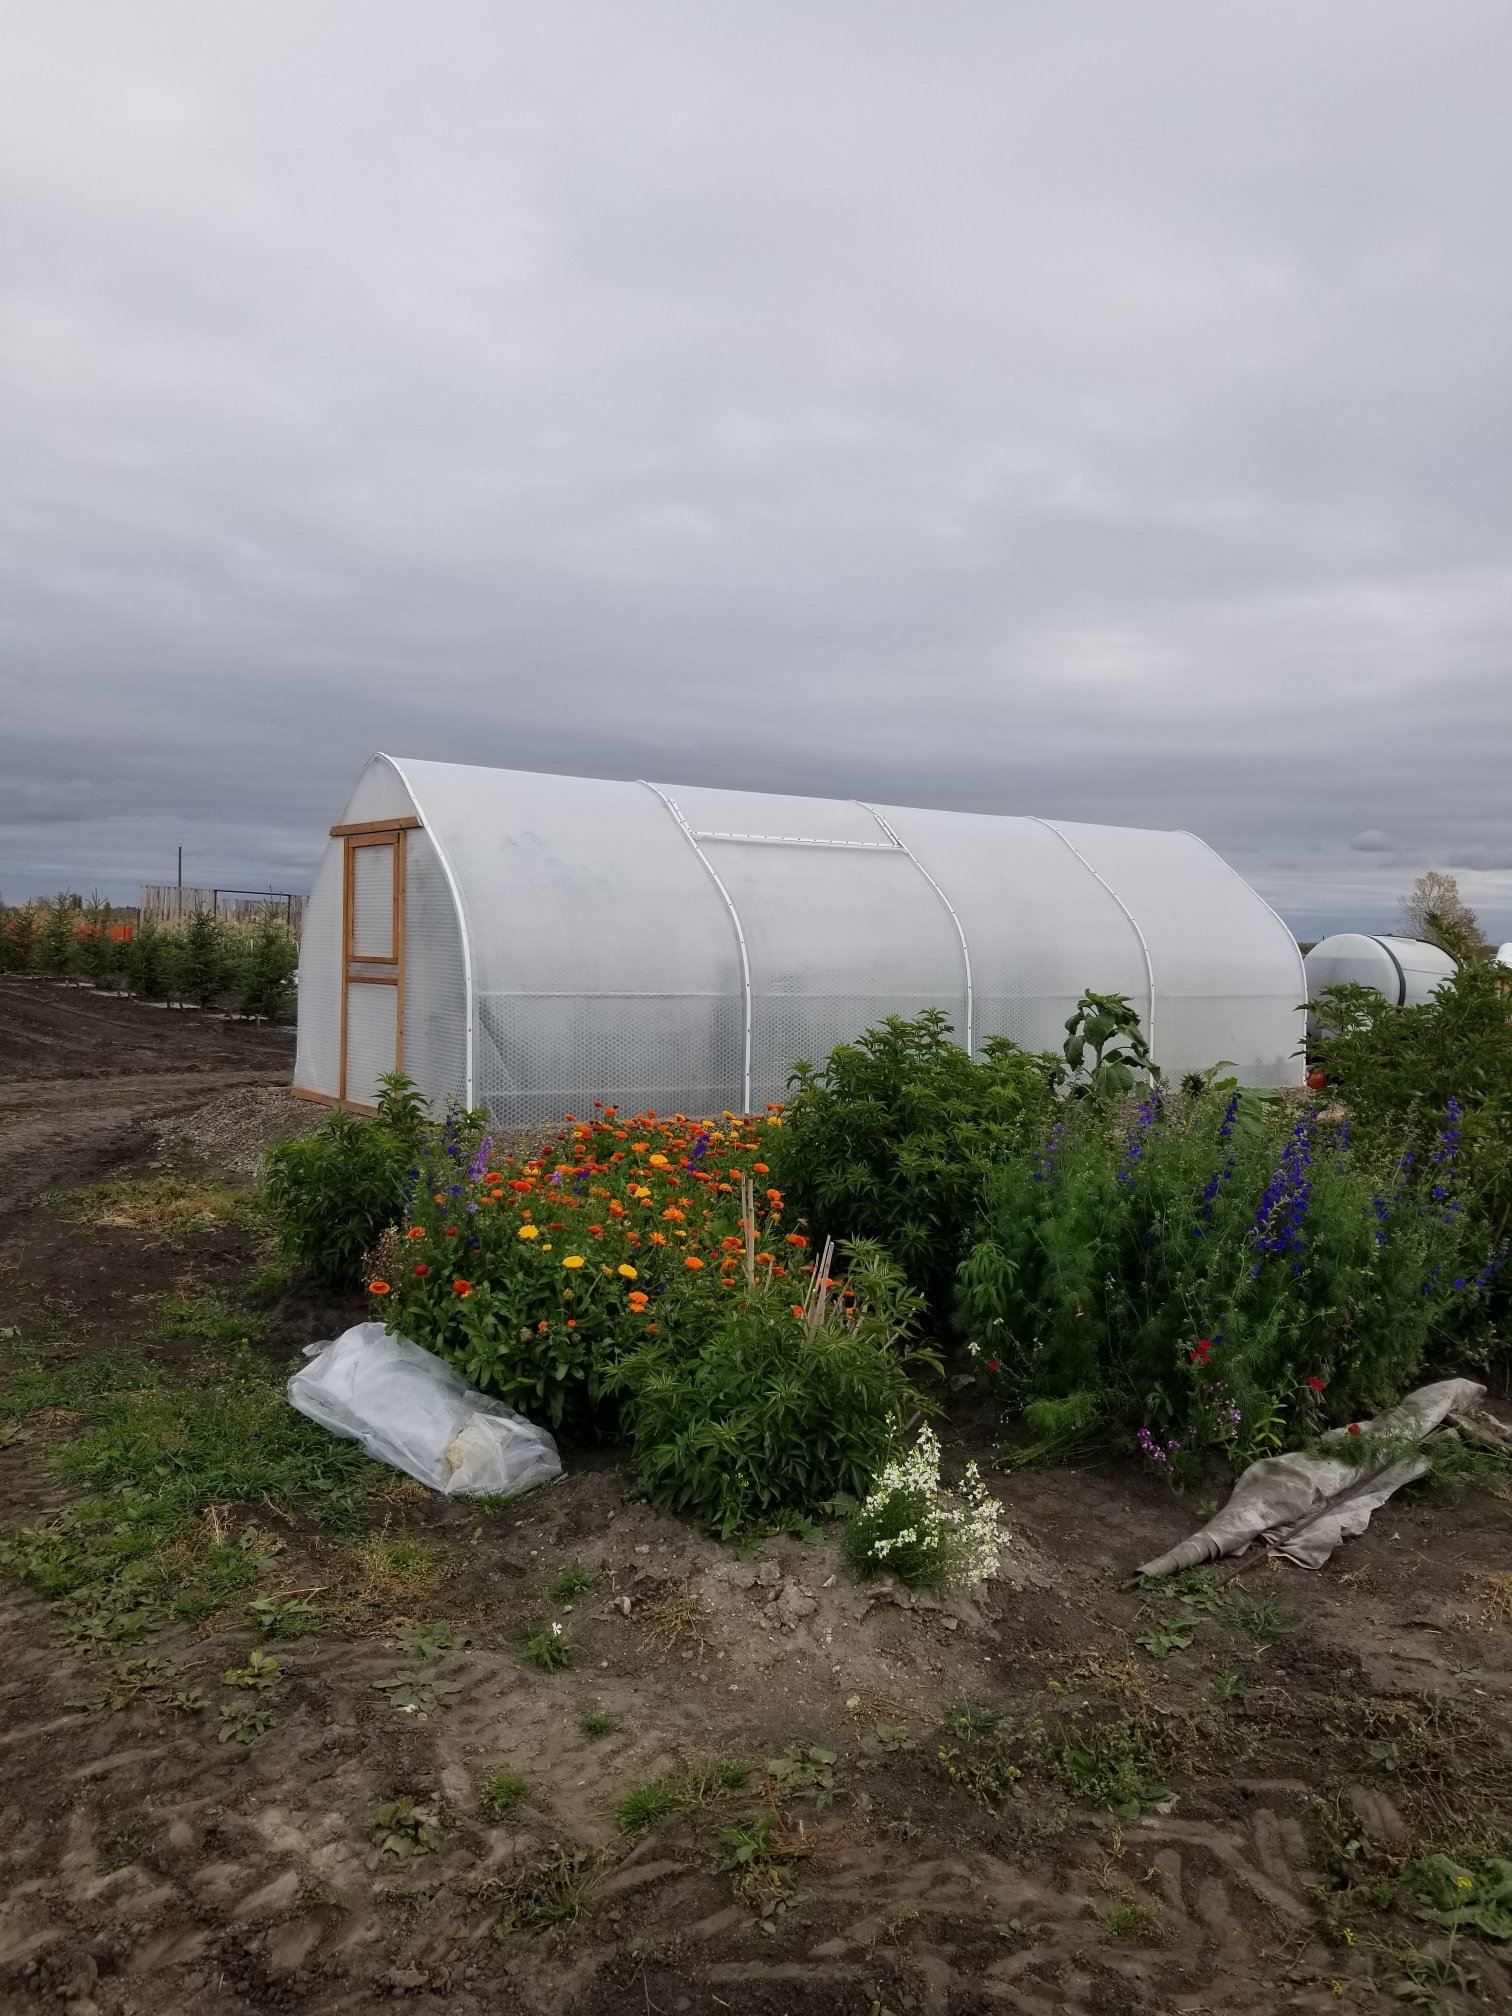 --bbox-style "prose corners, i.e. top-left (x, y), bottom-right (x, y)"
top-left (640, 781), bottom-right (754, 1112)
top-left (381, 753), bottom-right (477, 1106)
top-left (1029, 816), bottom-right (1157, 1059)
top-left (857, 803), bottom-right (975, 1057)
